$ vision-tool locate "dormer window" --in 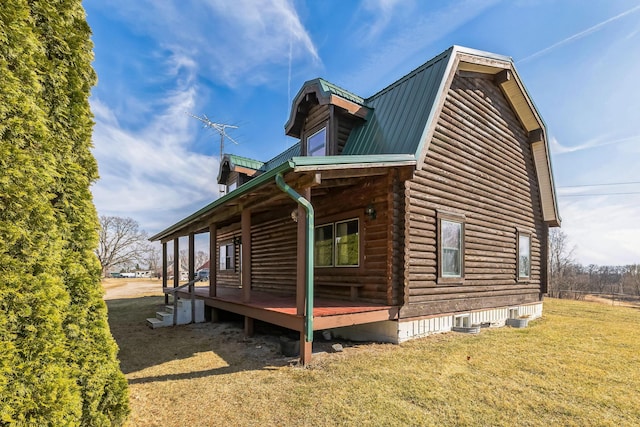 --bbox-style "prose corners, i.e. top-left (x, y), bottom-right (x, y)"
top-left (307, 127), bottom-right (326, 157)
